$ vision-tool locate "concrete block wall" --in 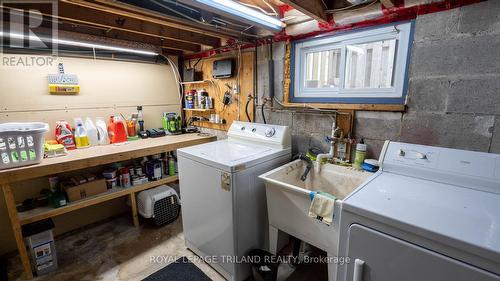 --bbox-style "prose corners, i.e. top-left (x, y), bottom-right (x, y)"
top-left (252, 1), bottom-right (500, 159)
